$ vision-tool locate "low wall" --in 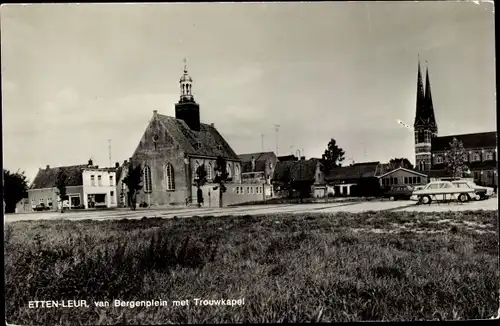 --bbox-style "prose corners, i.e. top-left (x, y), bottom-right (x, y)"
top-left (191, 183), bottom-right (272, 207)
